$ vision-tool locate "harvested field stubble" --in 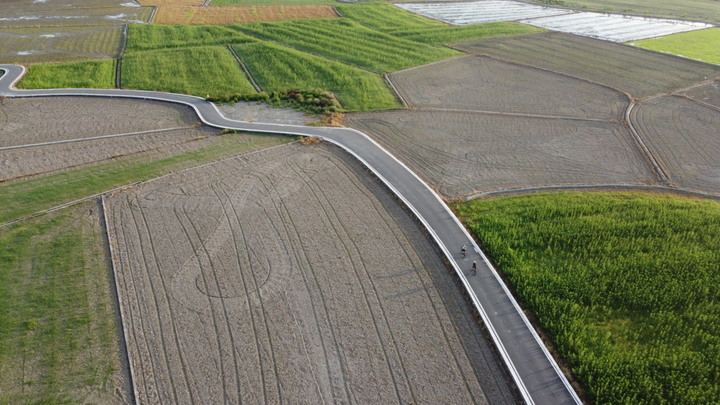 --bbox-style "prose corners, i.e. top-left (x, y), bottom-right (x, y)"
top-left (391, 56), bottom-right (627, 119)
top-left (0, 26), bottom-right (123, 64)
top-left (631, 96), bottom-right (720, 193)
top-left (105, 143), bottom-right (517, 404)
top-left (344, 110), bottom-right (656, 197)
top-left (153, 5), bottom-right (339, 25)
top-left (455, 32), bottom-right (720, 98)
